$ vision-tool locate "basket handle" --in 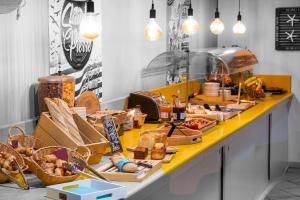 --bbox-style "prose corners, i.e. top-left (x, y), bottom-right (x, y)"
top-left (8, 125), bottom-right (26, 137)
